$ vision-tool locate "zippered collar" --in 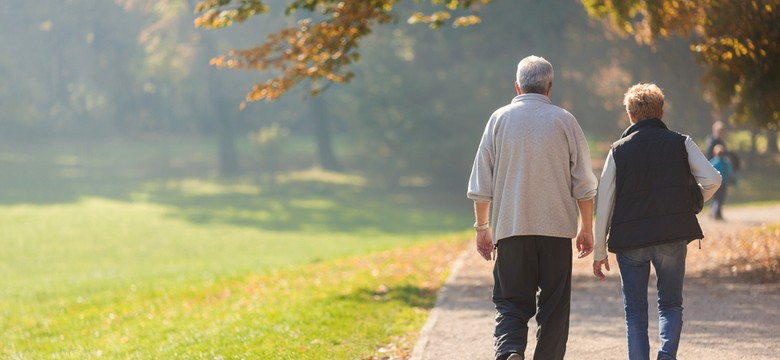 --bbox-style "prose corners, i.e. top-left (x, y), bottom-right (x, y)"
top-left (620, 118), bottom-right (668, 139)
